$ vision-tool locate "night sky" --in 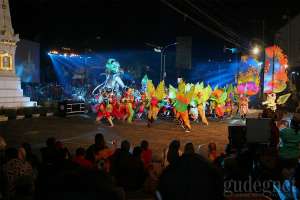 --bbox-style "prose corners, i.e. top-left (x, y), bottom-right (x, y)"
top-left (9, 0), bottom-right (300, 52)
